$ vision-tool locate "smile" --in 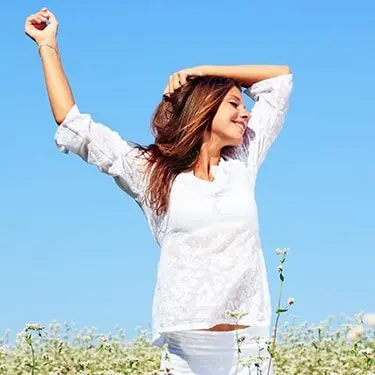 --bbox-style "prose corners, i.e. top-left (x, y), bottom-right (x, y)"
top-left (232, 121), bottom-right (245, 134)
